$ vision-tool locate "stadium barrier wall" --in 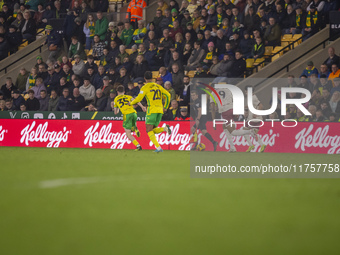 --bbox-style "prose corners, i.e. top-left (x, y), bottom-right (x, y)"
top-left (196, 121), bottom-right (340, 154)
top-left (0, 120), bottom-right (339, 153)
top-left (0, 111), bottom-right (146, 120)
top-left (0, 119), bottom-right (190, 150)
